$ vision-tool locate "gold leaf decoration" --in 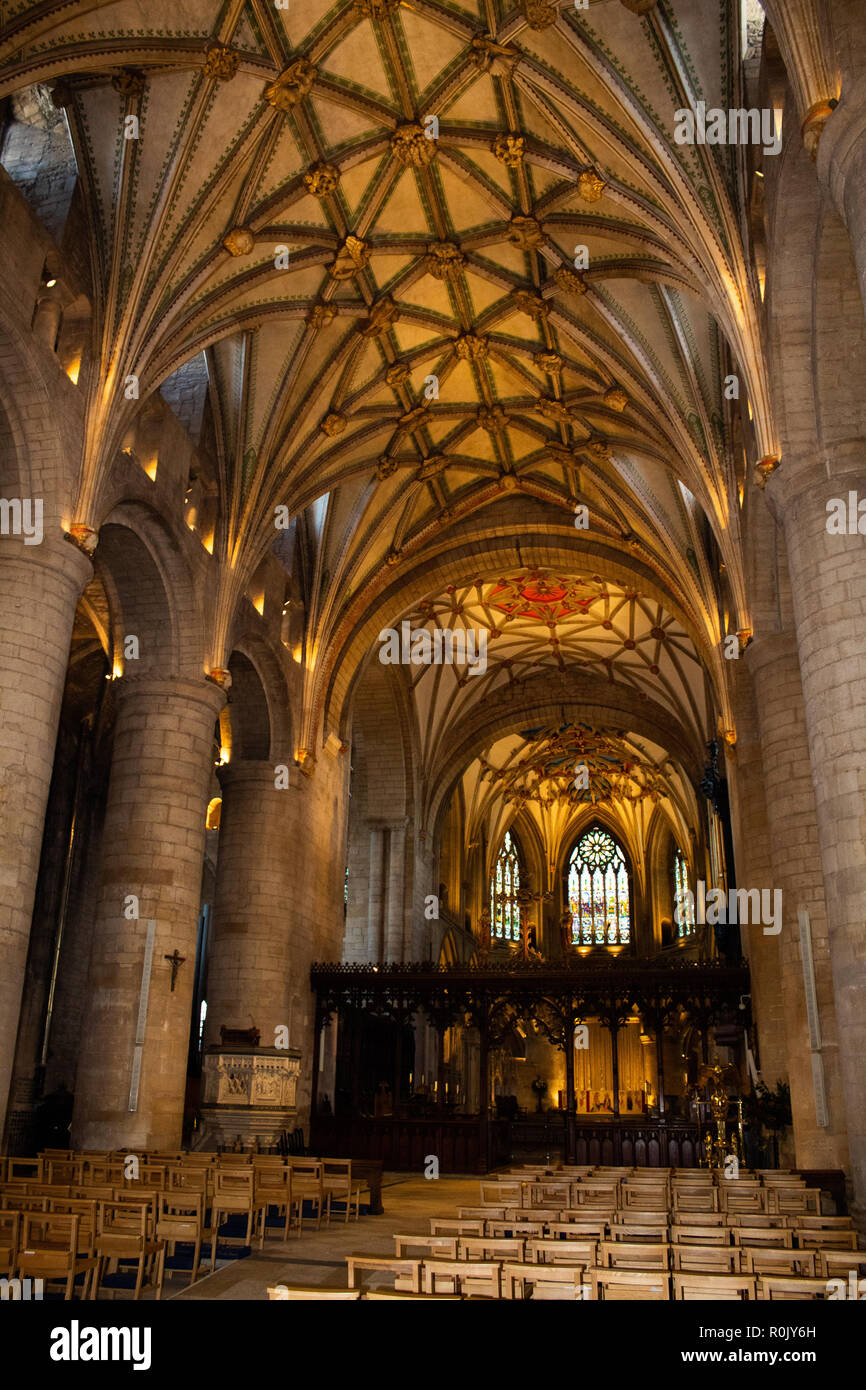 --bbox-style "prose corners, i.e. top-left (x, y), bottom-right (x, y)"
top-left (424, 242), bottom-right (466, 280)
top-left (303, 162), bottom-right (340, 197)
top-left (509, 215), bottom-right (544, 249)
top-left (204, 43), bottom-right (239, 81)
top-left (492, 133), bottom-right (525, 166)
top-left (264, 59), bottom-right (317, 111)
top-left (555, 267), bottom-right (587, 297)
top-left (329, 235), bottom-right (370, 280)
top-left (321, 412), bottom-right (347, 437)
top-left (222, 226), bottom-right (255, 256)
top-left (578, 169), bottom-right (606, 202)
top-left (454, 333), bottom-right (489, 361)
top-left (391, 123), bottom-right (437, 167)
top-left (603, 386), bottom-right (628, 412)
